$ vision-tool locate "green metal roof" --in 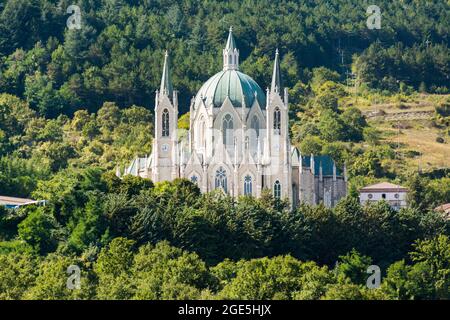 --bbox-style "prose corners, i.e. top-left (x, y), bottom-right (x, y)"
top-left (301, 155), bottom-right (343, 176)
top-left (195, 69), bottom-right (266, 109)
